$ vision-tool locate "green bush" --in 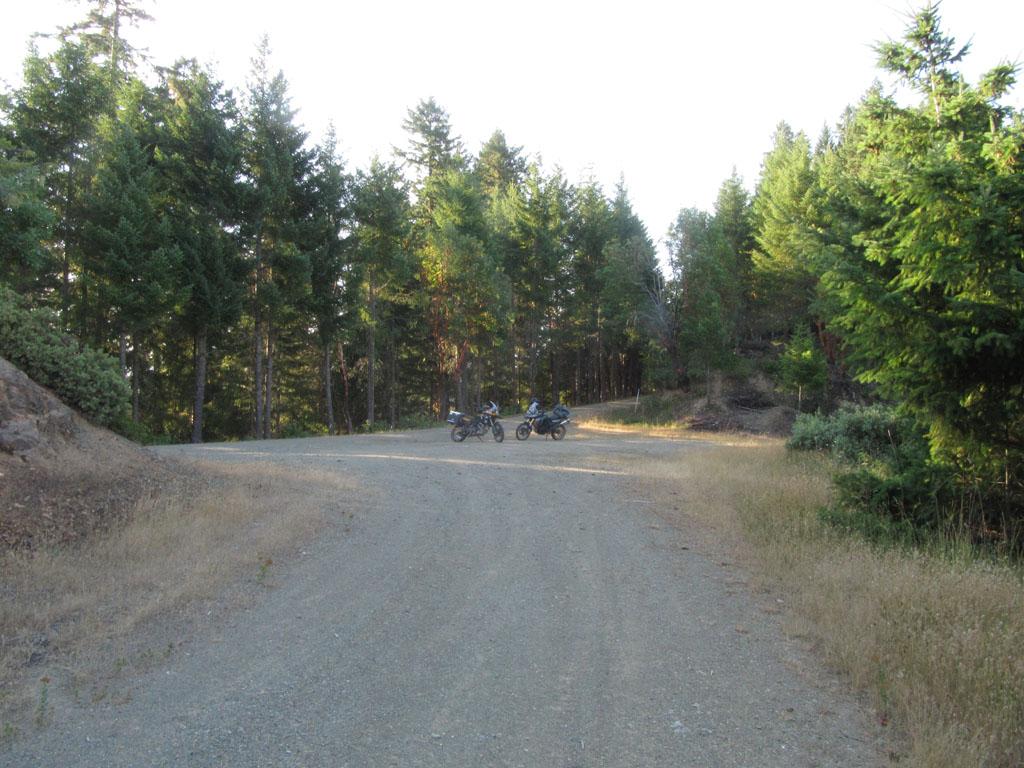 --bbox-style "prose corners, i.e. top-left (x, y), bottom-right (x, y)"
top-left (0, 287), bottom-right (129, 427)
top-left (788, 403), bottom-right (952, 536)
top-left (787, 403), bottom-right (926, 463)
